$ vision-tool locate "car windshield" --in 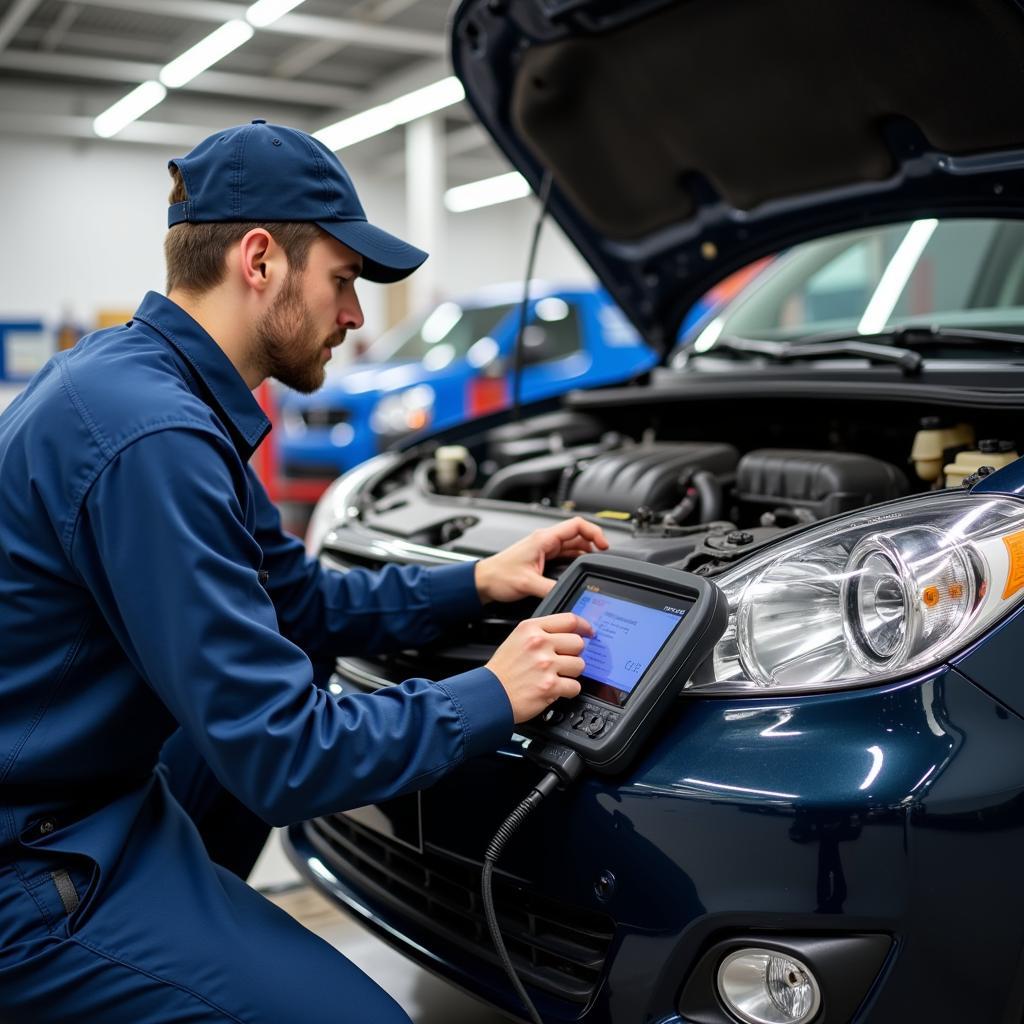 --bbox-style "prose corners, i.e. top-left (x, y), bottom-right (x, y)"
top-left (363, 301), bottom-right (518, 369)
top-left (686, 218), bottom-right (1024, 355)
